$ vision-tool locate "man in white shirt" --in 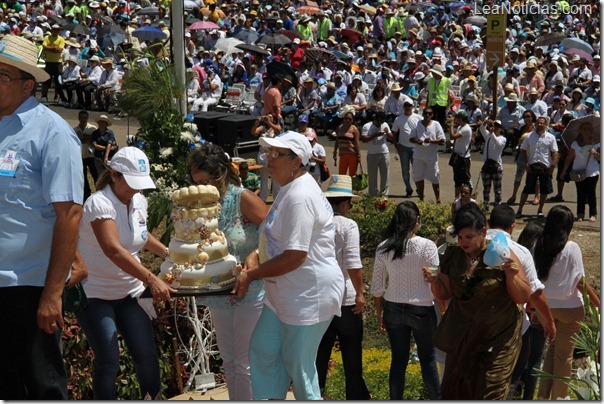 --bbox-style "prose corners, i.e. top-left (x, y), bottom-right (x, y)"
top-left (391, 100), bottom-right (421, 197)
top-left (192, 68), bottom-right (223, 112)
top-left (516, 116), bottom-right (559, 218)
top-left (478, 119), bottom-right (507, 209)
top-left (410, 108), bottom-right (445, 203)
top-left (76, 55), bottom-right (103, 109)
top-left (449, 110), bottom-right (473, 198)
top-left (94, 58), bottom-right (120, 111)
top-left (383, 83), bottom-right (412, 126)
top-left (524, 88), bottom-right (548, 118)
top-left (360, 111), bottom-right (392, 197)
